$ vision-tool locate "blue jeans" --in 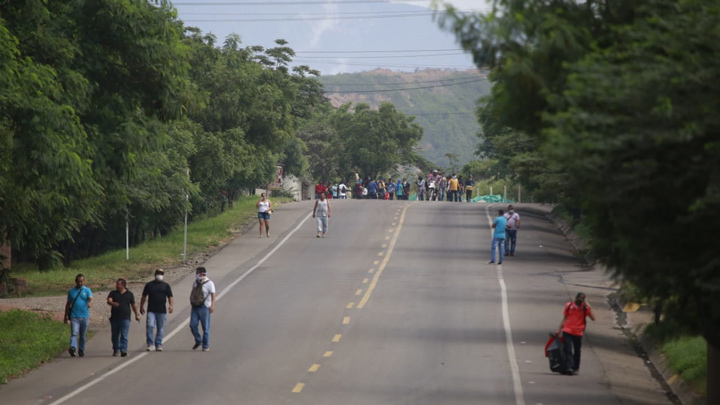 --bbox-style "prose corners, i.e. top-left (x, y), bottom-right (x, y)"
top-left (439, 189), bottom-right (445, 201)
top-left (504, 229), bottom-right (518, 254)
top-left (70, 317), bottom-right (89, 351)
top-left (417, 190), bottom-right (424, 201)
top-left (491, 237), bottom-right (505, 263)
top-left (190, 306), bottom-right (211, 349)
top-left (146, 312), bottom-right (167, 347)
top-left (110, 319), bottom-right (131, 352)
